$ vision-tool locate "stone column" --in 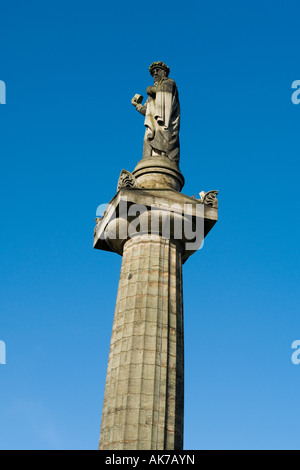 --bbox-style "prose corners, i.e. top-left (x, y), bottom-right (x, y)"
top-left (94, 160), bottom-right (218, 450)
top-left (99, 234), bottom-right (184, 450)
